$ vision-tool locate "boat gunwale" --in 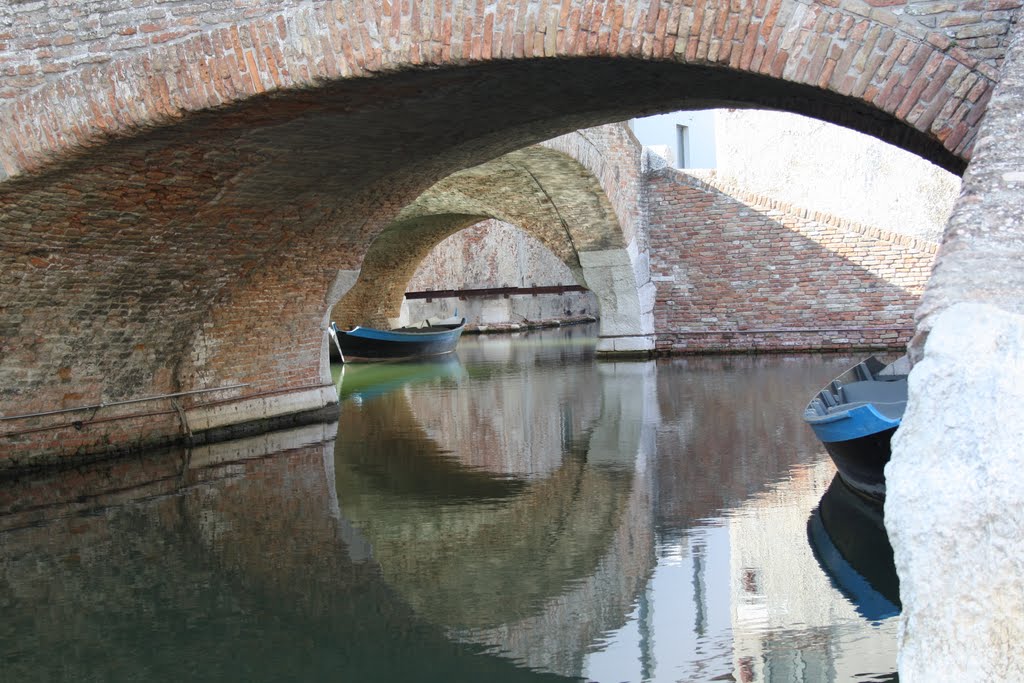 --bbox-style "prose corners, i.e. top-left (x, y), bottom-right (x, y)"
top-left (337, 320), bottom-right (466, 343)
top-left (803, 402), bottom-right (901, 443)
